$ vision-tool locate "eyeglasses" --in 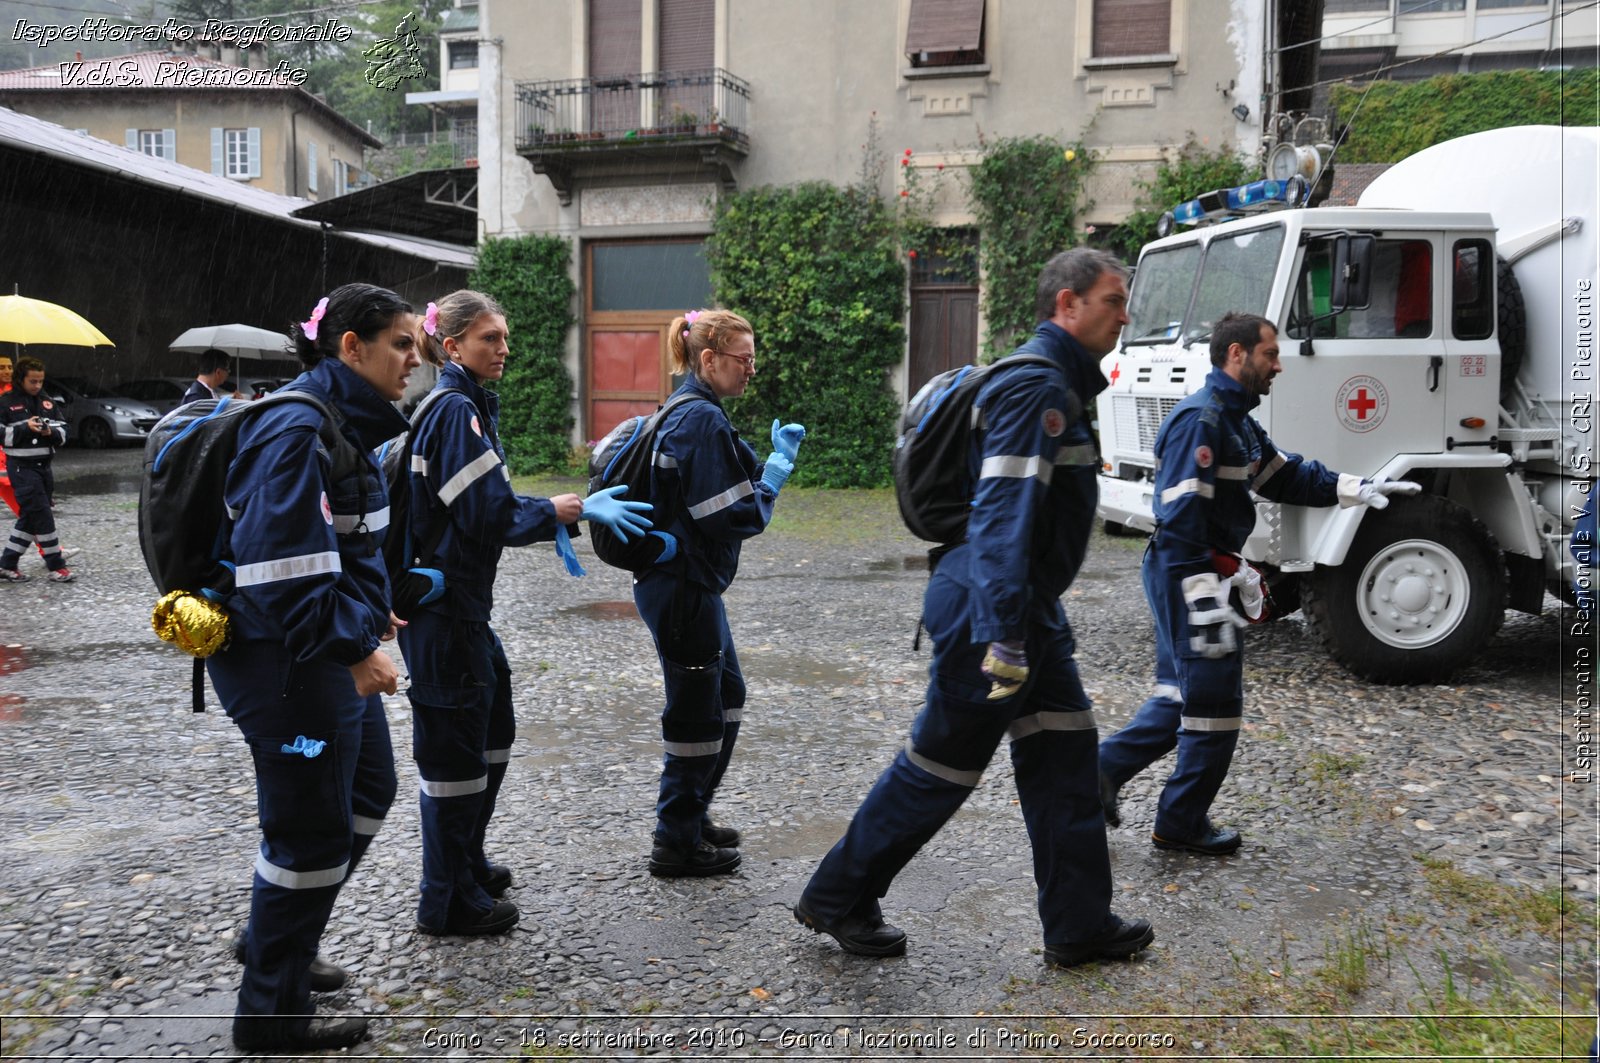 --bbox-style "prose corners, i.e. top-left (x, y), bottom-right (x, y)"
top-left (714, 350), bottom-right (756, 370)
